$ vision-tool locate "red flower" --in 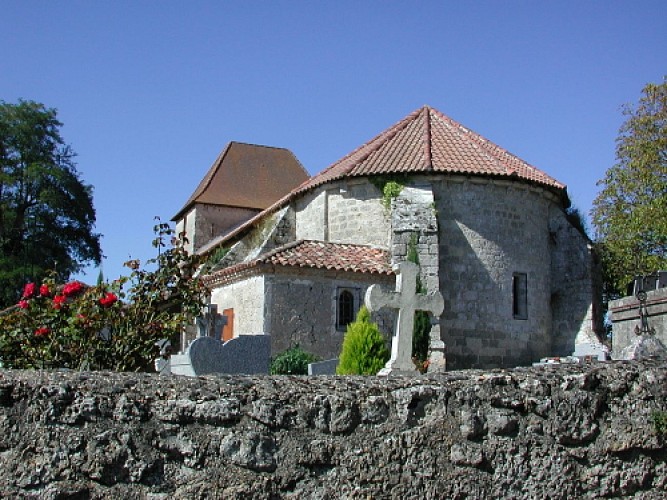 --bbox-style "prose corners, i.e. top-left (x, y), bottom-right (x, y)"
top-left (34, 327), bottom-right (50, 337)
top-left (99, 292), bottom-right (118, 307)
top-left (22, 283), bottom-right (36, 299)
top-left (53, 294), bottom-right (67, 310)
top-left (18, 300), bottom-right (29, 309)
top-left (39, 284), bottom-right (51, 297)
top-left (62, 281), bottom-right (84, 297)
